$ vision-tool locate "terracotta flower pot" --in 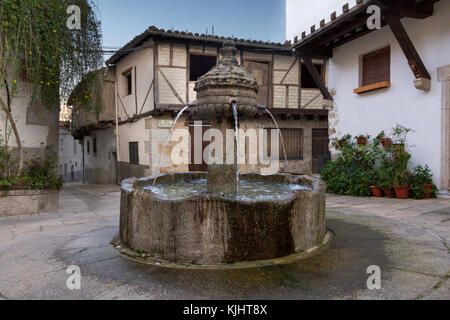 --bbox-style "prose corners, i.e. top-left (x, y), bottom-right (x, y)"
top-left (357, 137), bottom-right (367, 146)
top-left (370, 186), bottom-right (384, 197)
top-left (380, 138), bottom-right (392, 149)
top-left (383, 188), bottom-right (395, 198)
top-left (422, 184), bottom-right (434, 199)
top-left (394, 185), bottom-right (410, 199)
